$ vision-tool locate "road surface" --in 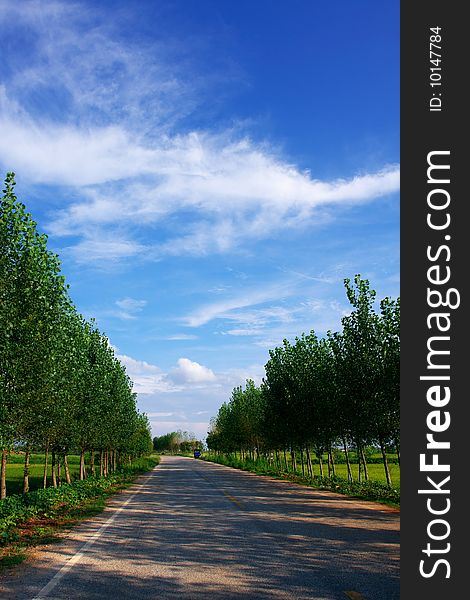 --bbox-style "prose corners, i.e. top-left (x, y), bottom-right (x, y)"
top-left (0, 455), bottom-right (399, 599)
